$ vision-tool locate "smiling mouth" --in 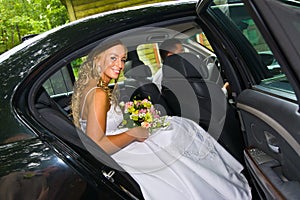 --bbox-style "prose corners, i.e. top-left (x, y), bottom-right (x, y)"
top-left (112, 68), bottom-right (120, 74)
